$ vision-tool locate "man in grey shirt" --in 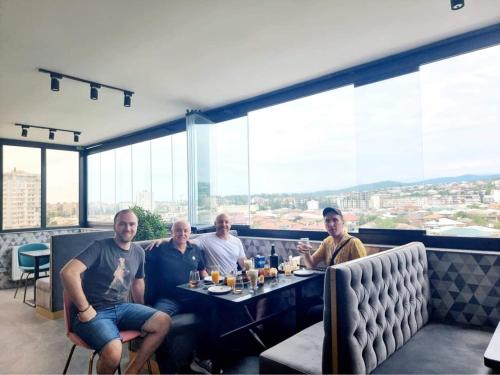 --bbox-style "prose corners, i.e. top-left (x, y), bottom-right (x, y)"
top-left (60, 209), bottom-right (171, 374)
